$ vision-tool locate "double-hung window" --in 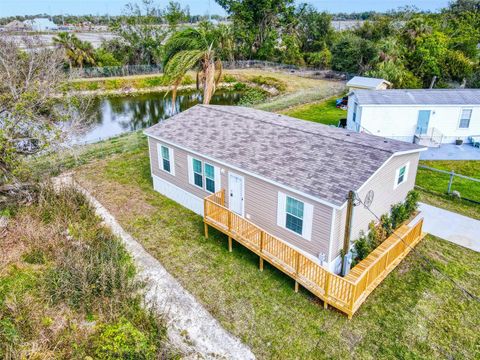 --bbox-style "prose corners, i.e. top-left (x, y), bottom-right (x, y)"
top-left (459, 109), bottom-right (472, 129)
top-left (157, 144), bottom-right (174, 175)
top-left (277, 192), bottom-right (313, 240)
top-left (189, 156), bottom-right (220, 193)
top-left (161, 146), bottom-right (171, 172)
top-left (394, 162), bottom-right (409, 188)
top-left (193, 159), bottom-right (203, 188)
top-left (286, 196), bottom-right (304, 235)
top-left (205, 163), bottom-right (215, 193)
